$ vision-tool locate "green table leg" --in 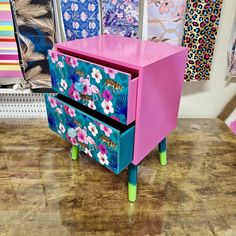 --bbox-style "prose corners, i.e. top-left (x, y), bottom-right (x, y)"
top-left (128, 164), bottom-right (138, 202)
top-left (71, 145), bottom-right (79, 161)
top-left (158, 138), bottom-right (167, 166)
